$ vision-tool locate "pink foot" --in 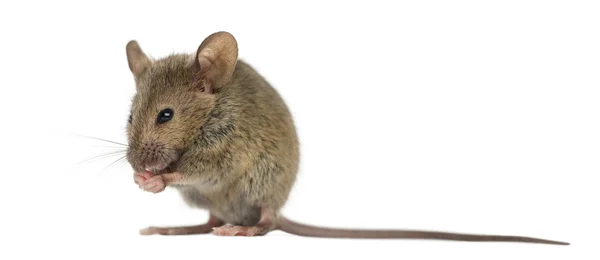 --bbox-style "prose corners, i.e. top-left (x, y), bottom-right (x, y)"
top-left (212, 224), bottom-right (265, 236)
top-left (134, 171), bottom-right (165, 193)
